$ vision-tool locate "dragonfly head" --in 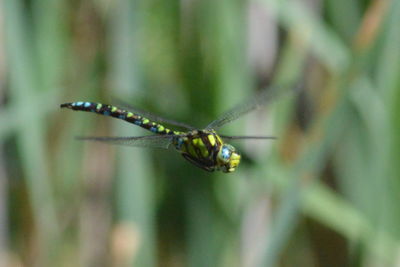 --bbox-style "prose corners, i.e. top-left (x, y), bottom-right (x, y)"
top-left (217, 144), bottom-right (241, 173)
